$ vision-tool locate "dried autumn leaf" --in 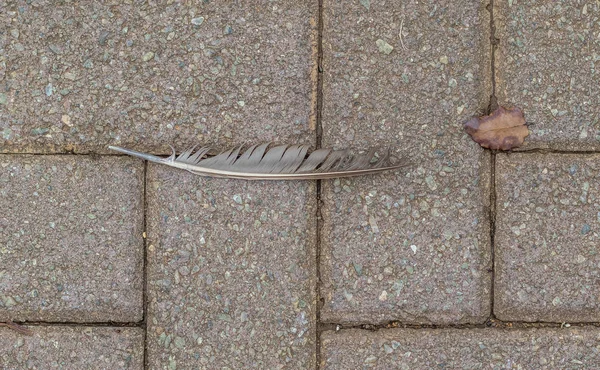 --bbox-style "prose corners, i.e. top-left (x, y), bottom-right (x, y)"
top-left (464, 106), bottom-right (529, 150)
